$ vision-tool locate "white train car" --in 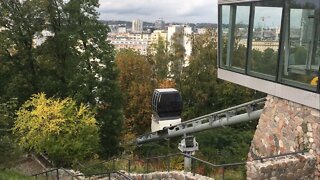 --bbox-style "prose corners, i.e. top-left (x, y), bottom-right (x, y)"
top-left (151, 88), bottom-right (182, 132)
